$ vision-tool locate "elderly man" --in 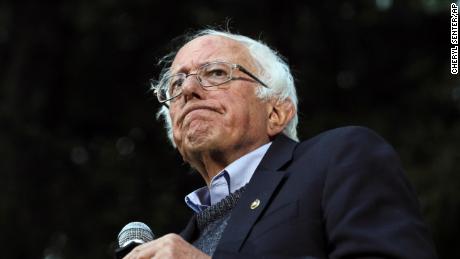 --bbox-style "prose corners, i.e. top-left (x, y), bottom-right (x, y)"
top-left (124, 30), bottom-right (437, 258)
